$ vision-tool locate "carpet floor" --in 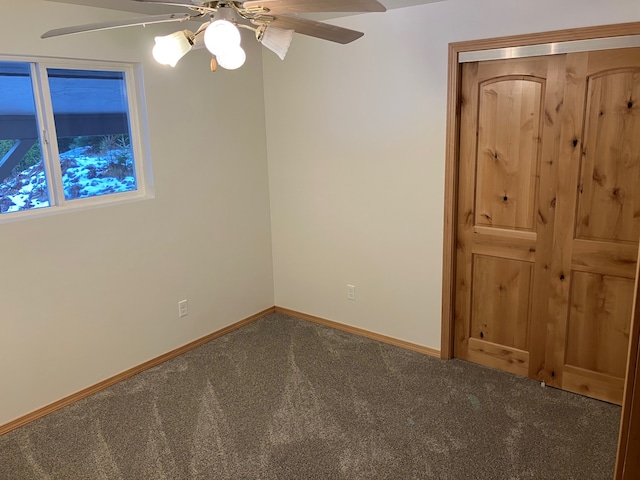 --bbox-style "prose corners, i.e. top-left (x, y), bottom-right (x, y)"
top-left (0, 313), bottom-right (621, 479)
